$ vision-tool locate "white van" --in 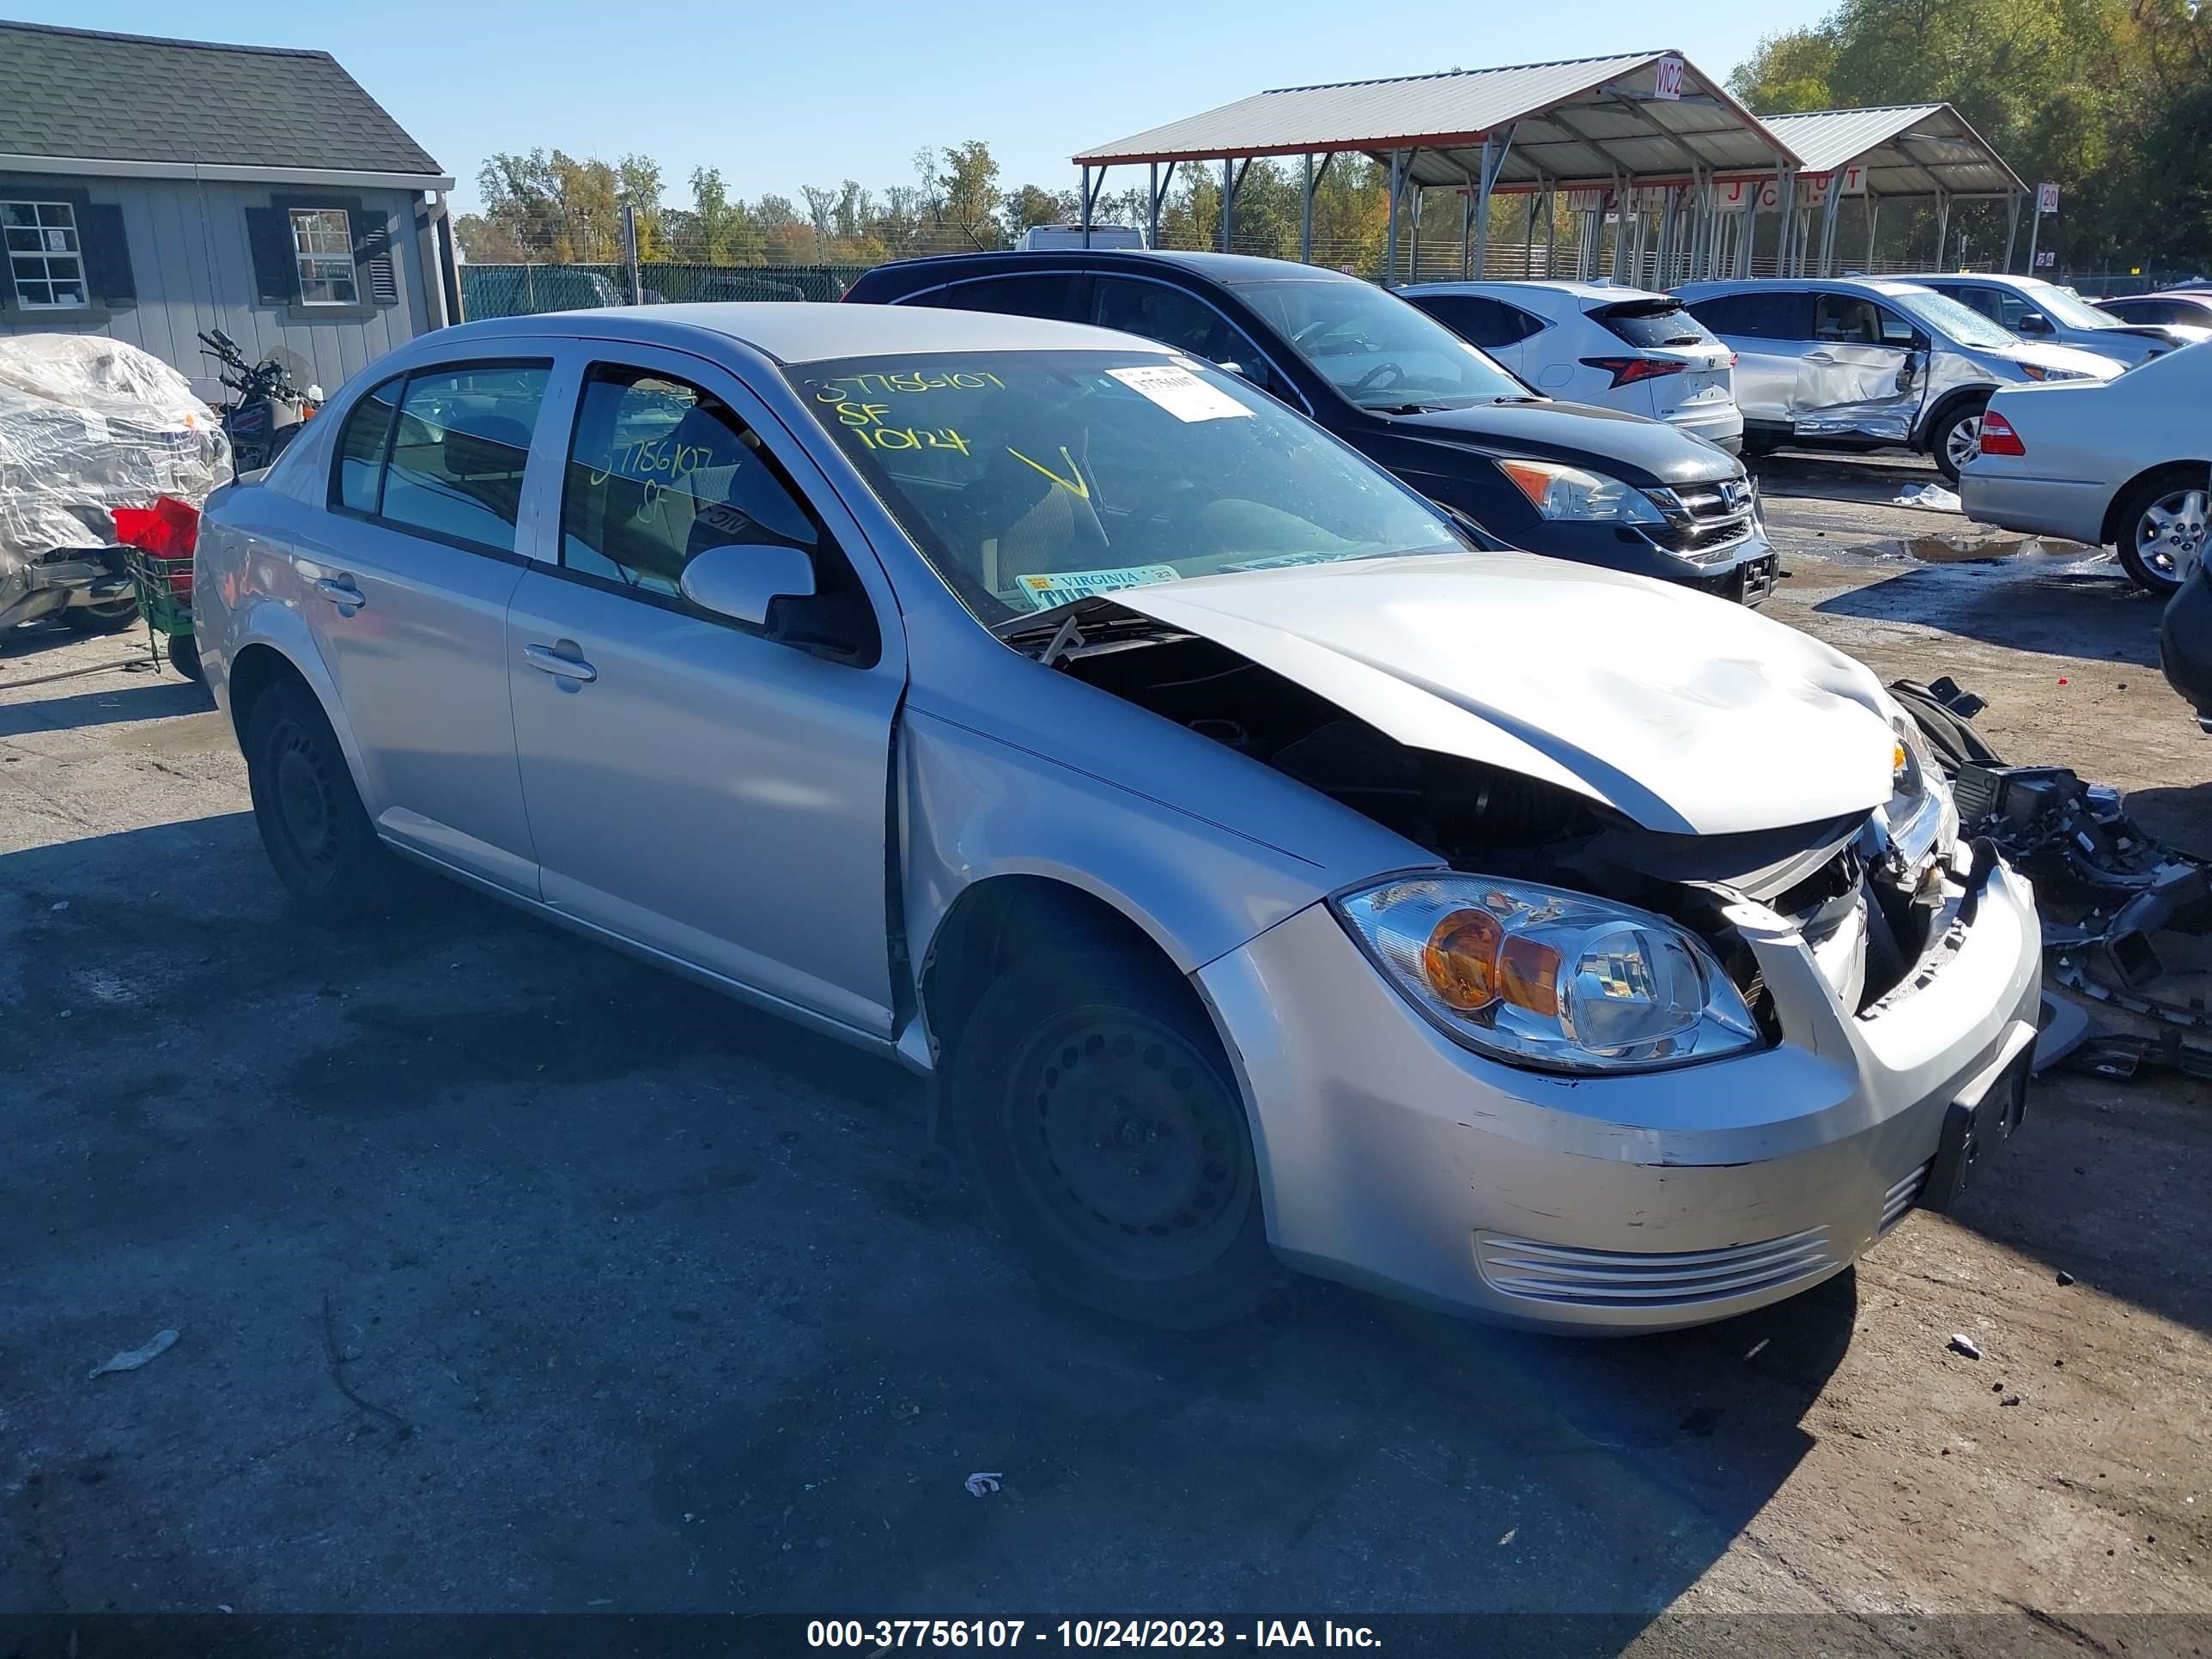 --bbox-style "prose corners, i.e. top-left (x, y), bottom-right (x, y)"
top-left (1014, 223), bottom-right (1147, 252)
